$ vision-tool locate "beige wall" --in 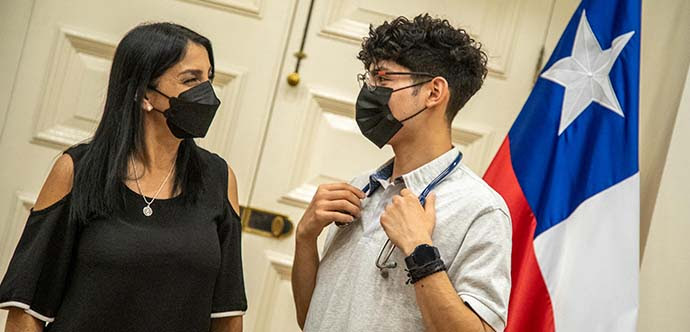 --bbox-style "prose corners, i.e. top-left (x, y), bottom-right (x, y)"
top-left (638, 0), bottom-right (690, 260)
top-left (638, 64), bottom-right (690, 330)
top-left (0, 0), bottom-right (34, 138)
